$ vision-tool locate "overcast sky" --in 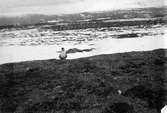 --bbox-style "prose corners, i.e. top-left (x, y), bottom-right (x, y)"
top-left (0, 0), bottom-right (165, 16)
